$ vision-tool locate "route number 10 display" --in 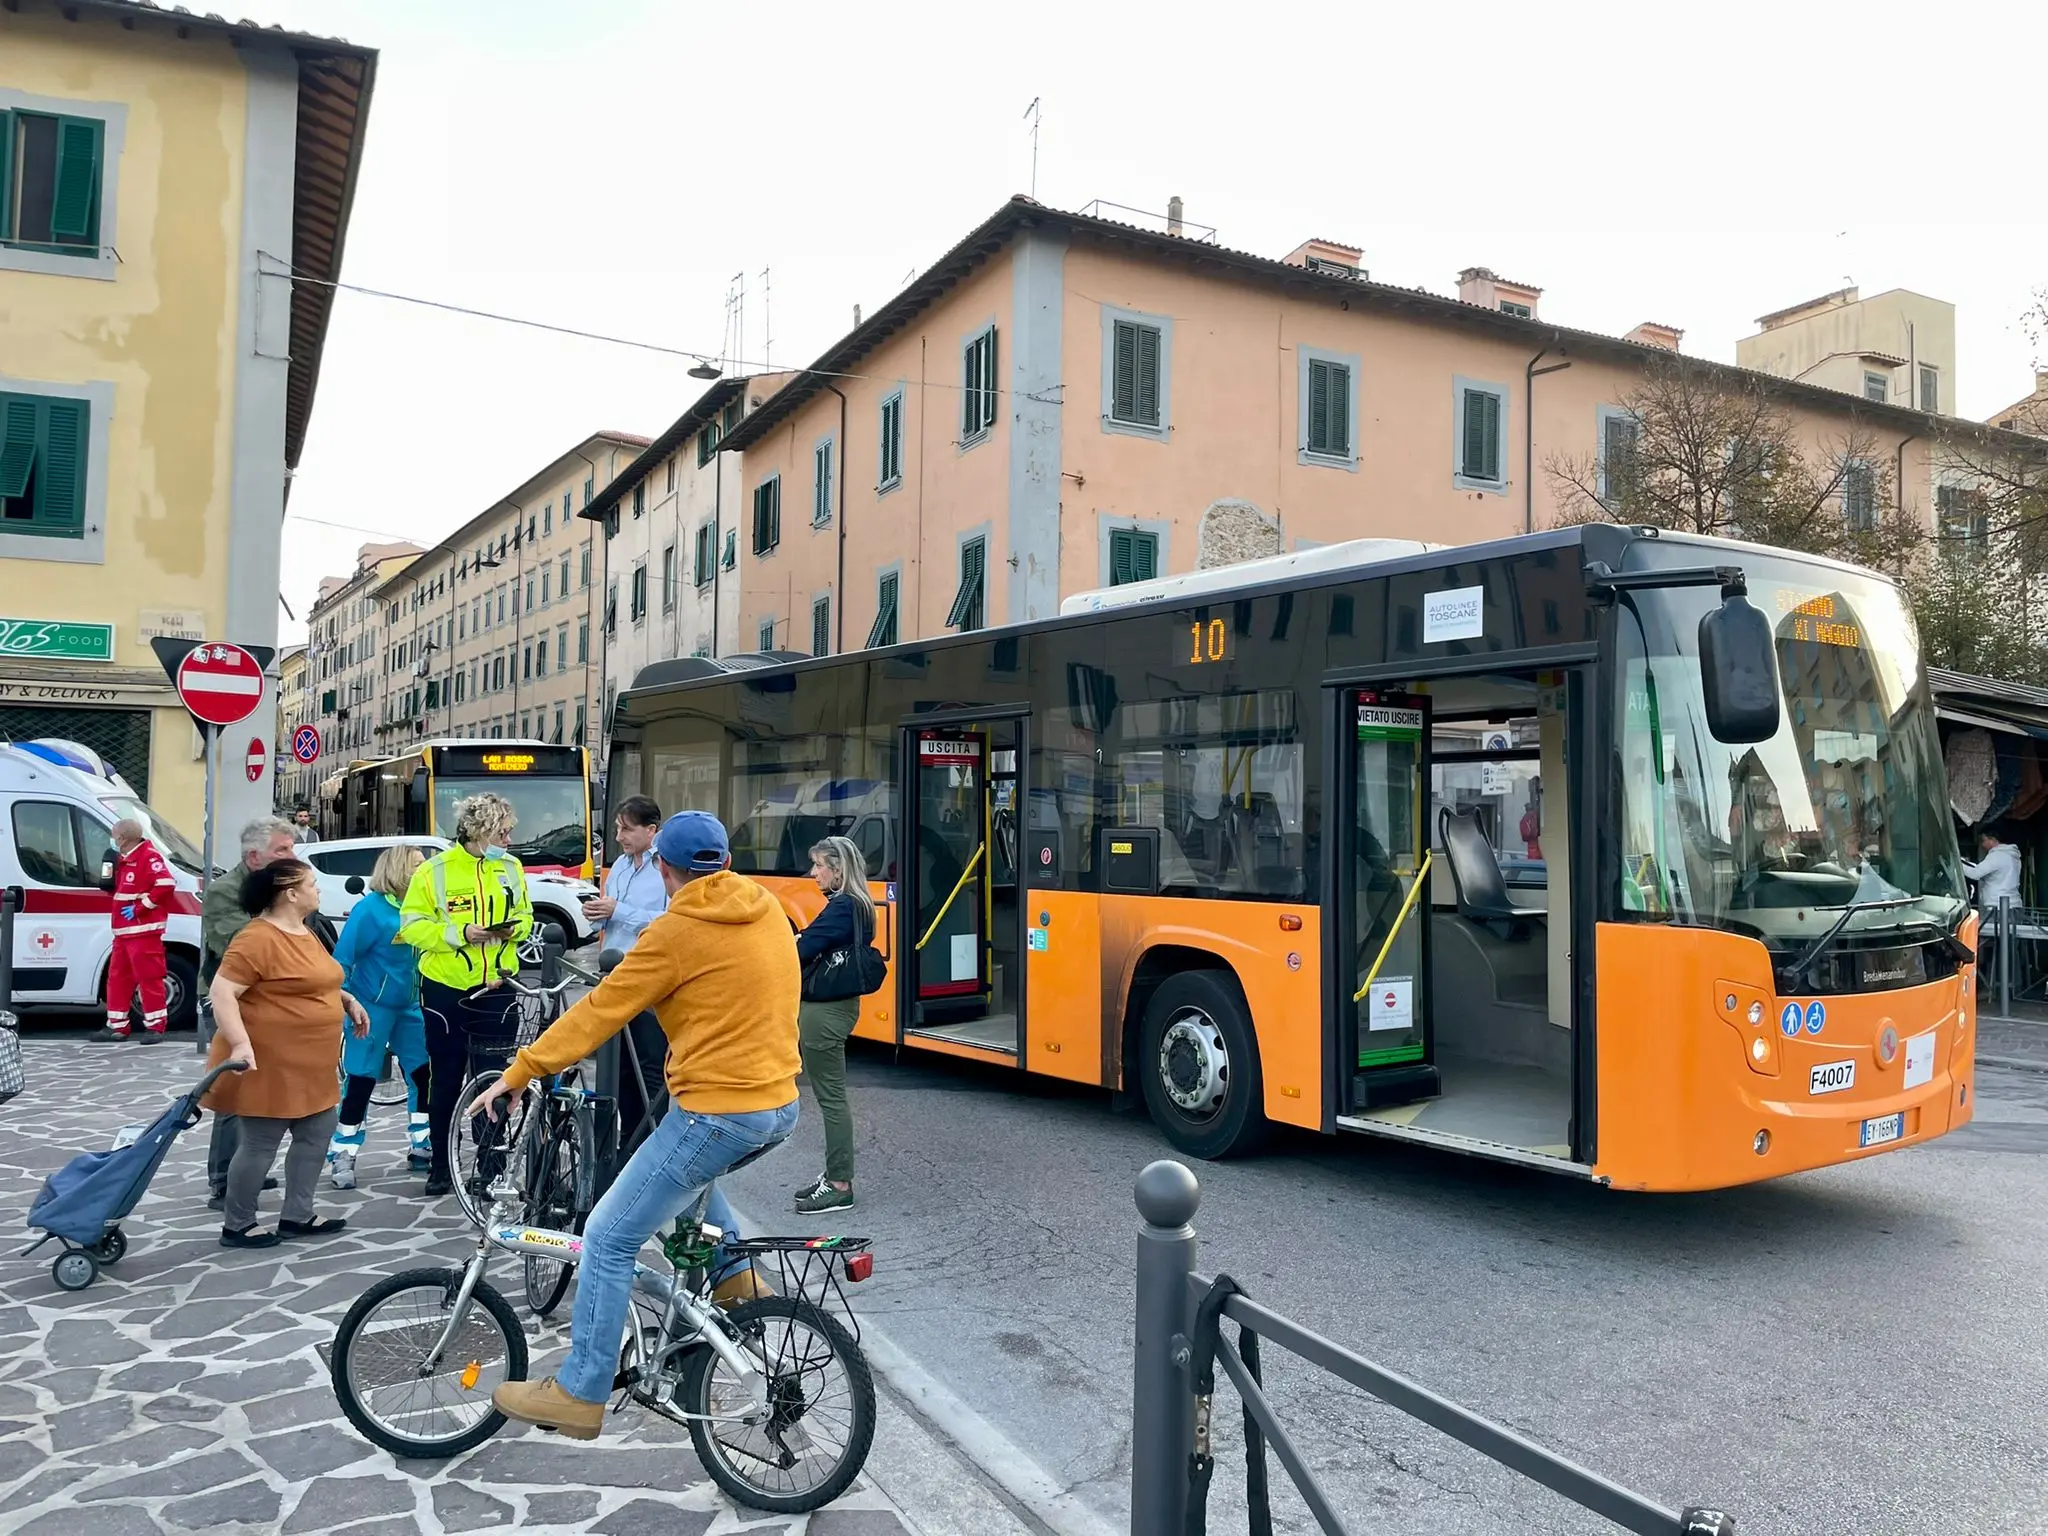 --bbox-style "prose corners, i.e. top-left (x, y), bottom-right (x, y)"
top-left (1187, 618), bottom-right (1229, 665)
